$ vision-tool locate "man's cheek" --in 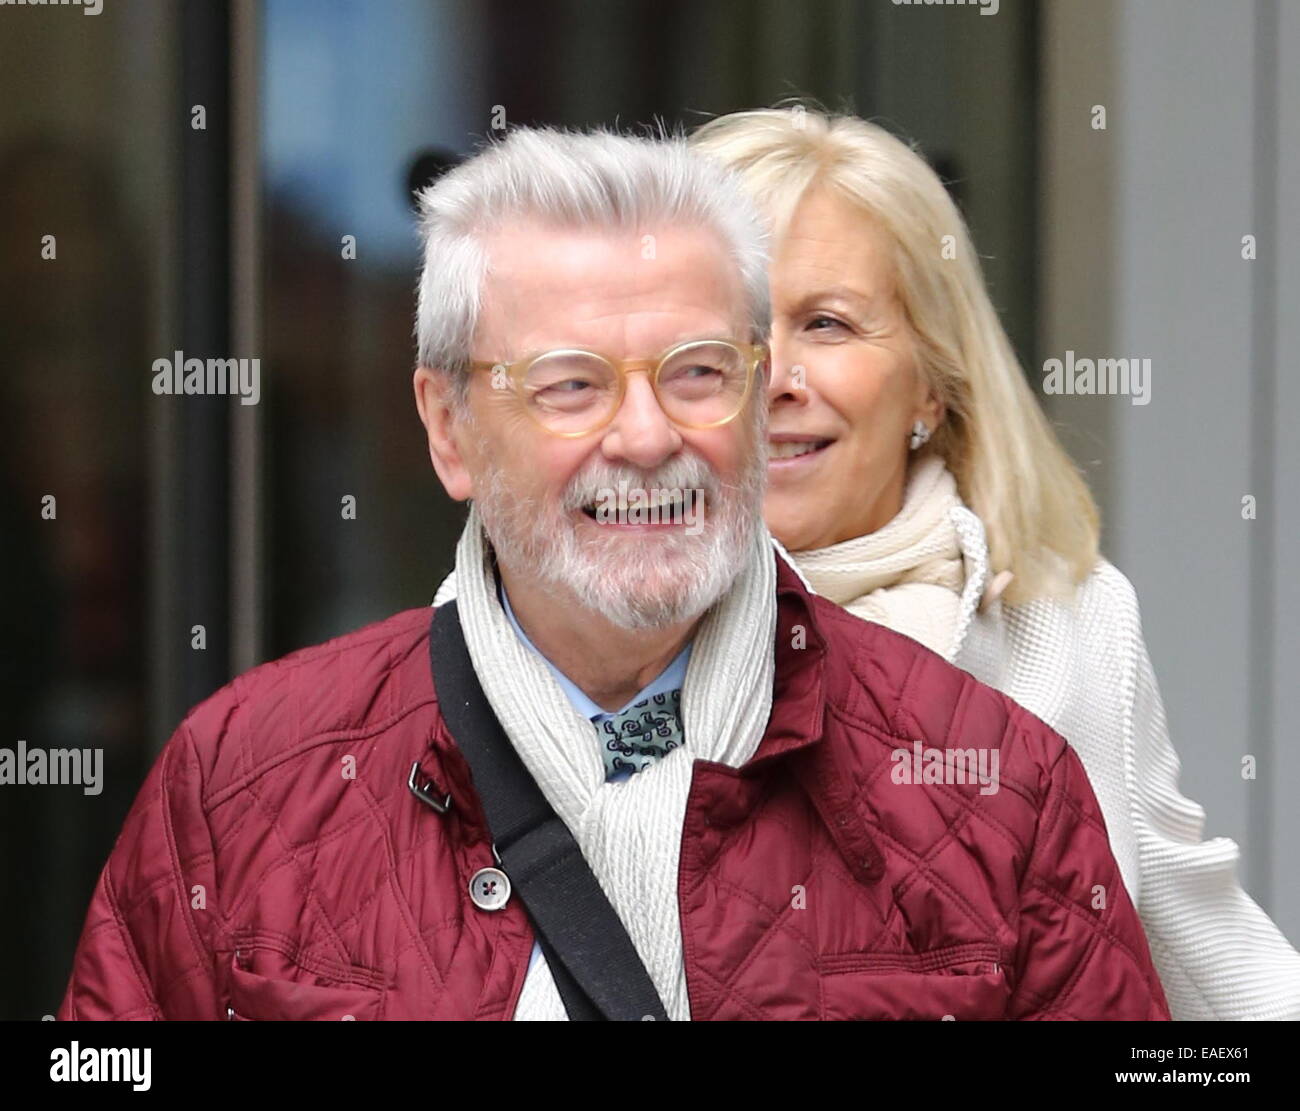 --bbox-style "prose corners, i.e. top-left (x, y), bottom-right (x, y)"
top-left (543, 449), bottom-right (598, 502)
top-left (693, 436), bottom-right (745, 484)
